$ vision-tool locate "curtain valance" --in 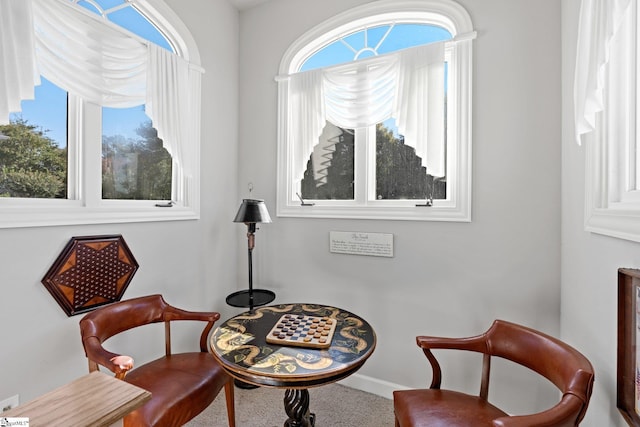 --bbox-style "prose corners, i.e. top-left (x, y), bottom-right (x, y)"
top-left (574, 0), bottom-right (632, 144)
top-left (33, 0), bottom-right (149, 107)
top-left (282, 41), bottom-right (445, 184)
top-left (0, 0), bottom-right (201, 178)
